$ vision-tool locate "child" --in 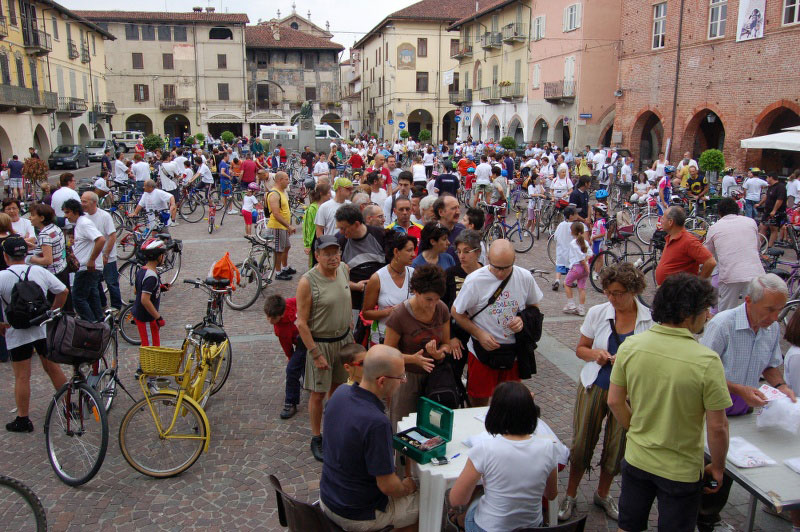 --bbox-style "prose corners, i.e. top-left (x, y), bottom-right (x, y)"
top-left (564, 221), bottom-right (591, 316)
top-left (463, 206), bottom-right (487, 264)
top-left (181, 159), bottom-right (193, 186)
top-left (590, 203), bottom-right (607, 280)
top-left (264, 294), bottom-right (305, 420)
top-left (339, 343), bottom-right (367, 385)
top-left (132, 238), bottom-right (169, 346)
top-left (219, 164), bottom-right (234, 216)
top-left (526, 175), bottom-right (546, 232)
top-left (242, 182), bottom-right (261, 236)
top-left (553, 206), bottom-right (585, 291)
